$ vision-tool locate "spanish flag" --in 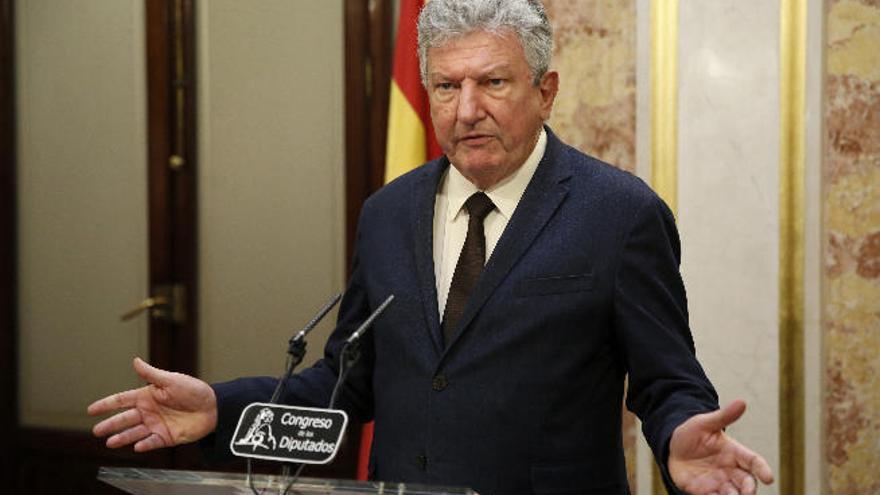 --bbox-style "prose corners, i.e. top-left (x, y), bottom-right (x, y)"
top-left (357, 0), bottom-right (441, 480)
top-left (384, 0), bottom-right (442, 183)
